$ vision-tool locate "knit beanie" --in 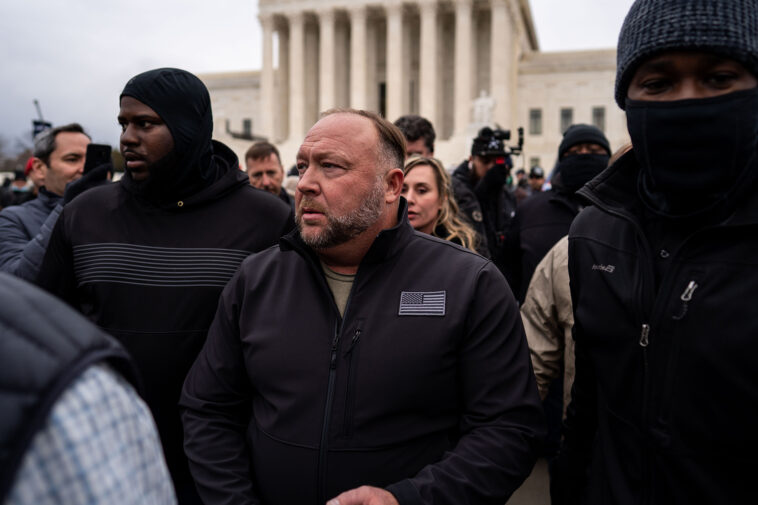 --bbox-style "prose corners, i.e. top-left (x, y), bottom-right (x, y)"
top-left (615, 0), bottom-right (758, 109)
top-left (558, 124), bottom-right (611, 159)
